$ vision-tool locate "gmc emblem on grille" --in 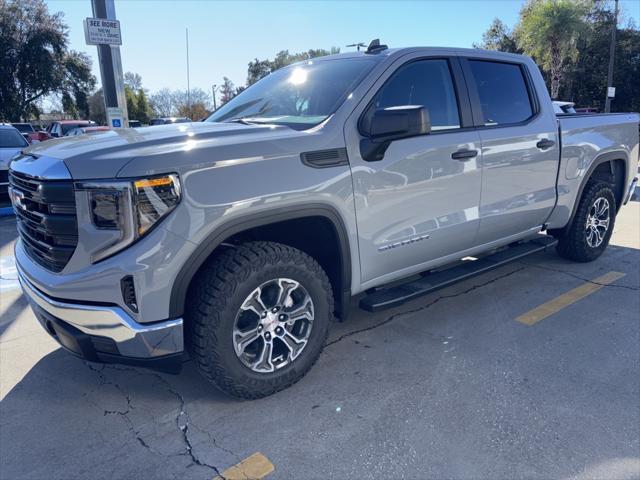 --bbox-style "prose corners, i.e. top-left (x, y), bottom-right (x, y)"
top-left (8, 187), bottom-right (26, 211)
